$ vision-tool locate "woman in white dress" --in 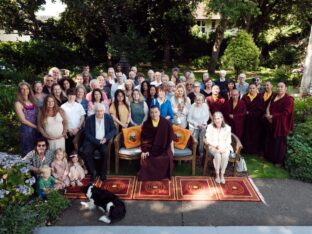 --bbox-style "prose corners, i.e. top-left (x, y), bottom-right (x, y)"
top-left (205, 112), bottom-right (232, 184)
top-left (170, 83), bottom-right (191, 128)
top-left (38, 95), bottom-right (68, 151)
